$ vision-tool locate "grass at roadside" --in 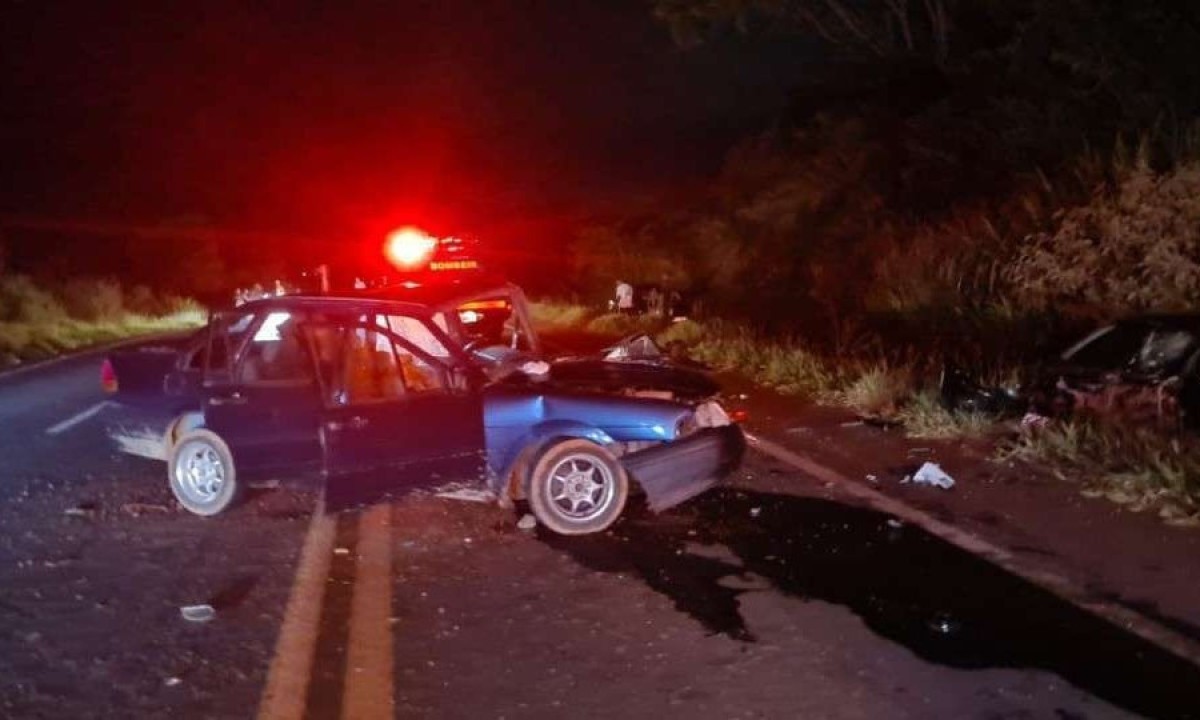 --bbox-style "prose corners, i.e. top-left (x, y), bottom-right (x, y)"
top-left (999, 420), bottom-right (1200, 526)
top-left (0, 275), bottom-right (205, 366)
top-left (527, 301), bottom-right (595, 332)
